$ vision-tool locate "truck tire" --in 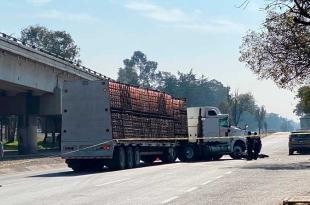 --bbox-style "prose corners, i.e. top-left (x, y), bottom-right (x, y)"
top-left (161, 147), bottom-right (177, 163)
top-left (141, 155), bottom-right (157, 164)
top-left (289, 149), bottom-right (294, 155)
top-left (178, 145), bottom-right (195, 162)
top-left (133, 147), bottom-right (140, 168)
top-left (230, 142), bottom-right (245, 159)
top-left (109, 146), bottom-right (126, 170)
top-left (126, 147), bottom-right (134, 169)
top-left (66, 159), bottom-right (86, 172)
